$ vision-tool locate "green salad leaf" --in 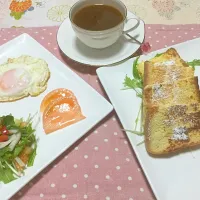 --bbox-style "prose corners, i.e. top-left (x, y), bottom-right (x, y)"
top-left (123, 129), bottom-right (144, 136)
top-left (123, 75), bottom-right (143, 89)
top-left (0, 147), bottom-right (10, 157)
top-left (187, 59), bottom-right (200, 69)
top-left (27, 145), bottom-right (37, 167)
top-left (132, 56), bottom-right (140, 79)
top-left (12, 125), bottom-right (36, 157)
top-left (13, 145), bottom-right (25, 157)
top-left (123, 76), bottom-right (143, 98)
top-left (155, 53), bottom-right (163, 57)
top-left (122, 59), bottom-right (144, 143)
top-left (123, 56), bottom-right (143, 98)
top-left (0, 163), bottom-right (16, 184)
top-left (0, 115), bottom-right (15, 127)
top-left (136, 140), bottom-right (145, 146)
